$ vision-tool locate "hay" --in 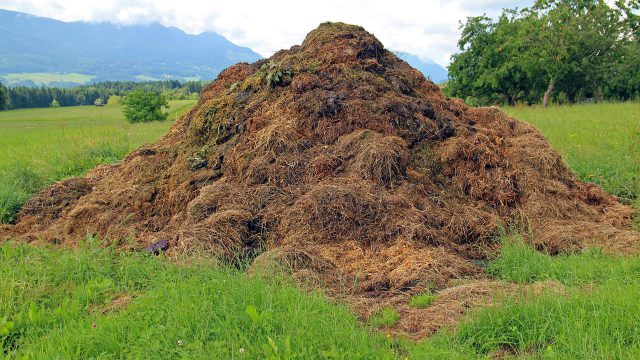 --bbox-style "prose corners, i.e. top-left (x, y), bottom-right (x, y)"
top-left (2, 22), bottom-right (638, 338)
